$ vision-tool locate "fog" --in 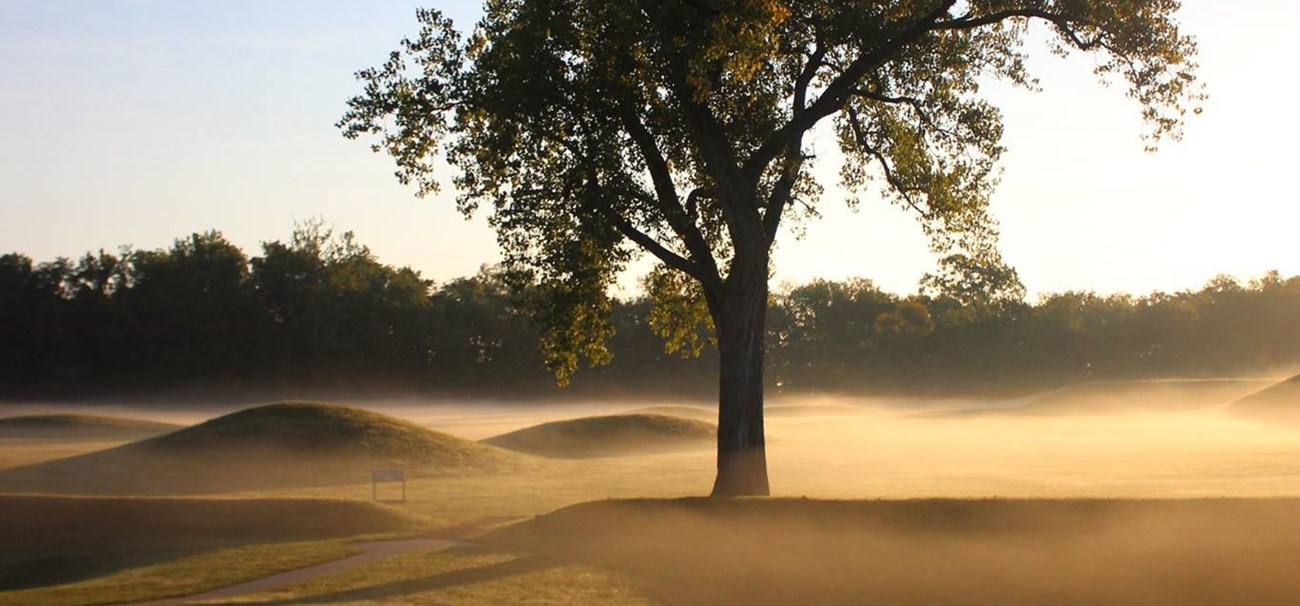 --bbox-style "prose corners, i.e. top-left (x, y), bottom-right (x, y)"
top-left (3, 379), bottom-right (1298, 500)
top-left (496, 496), bottom-right (1300, 606)
top-left (4, 381), bottom-right (1300, 603)
top-left (763, 406), bottom-right (1300, 498)
top-left (383, 386), bottom-right (1300, 499)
